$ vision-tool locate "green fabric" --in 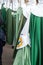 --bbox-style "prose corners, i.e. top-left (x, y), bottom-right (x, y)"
top-left (41, 17), bottom-right (43, 65)
top-left (13, 46), bottom-right (31, 65)
top-left (13, 7), bottom-right (31, 65)
top-left (1, 7), bottom-right (6, 22)
top-left (13, 7), bottom-right (27, 61)
top-left (13, 15), bottom-right (27, 59)
top-left (17, 15), bottom-right (27, 42)
top-left (12, 15), bottom-right (16, 41)
top-left (29, 13), bottom-right (41, 65)
top-left (6, 9), bottom-right (13, 44)
top-left (12, 13), bottom-right (17, 46)
top-left (11, 7), bottom-right (23, 47)
top-left (16, 7), bottom-right (23, 41)
top-left (17, 7), bottom-right (23, 21)
top-left (16, 7), bottom-right (27, 43)
top-left (13, 7), bottom-right (26, 46)
top-left (1, 7), bottom-right (7, 33)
